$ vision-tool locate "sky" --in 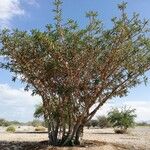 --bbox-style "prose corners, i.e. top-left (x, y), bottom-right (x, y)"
top-left (0, 0), bottom-right (150, 122)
